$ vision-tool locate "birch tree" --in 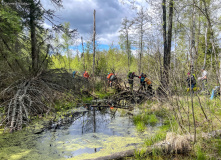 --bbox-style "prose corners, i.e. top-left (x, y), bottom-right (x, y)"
top-left (133, 7), bottom-right (149, 74)
top-left (119, 17), bottom-right (133, 71)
